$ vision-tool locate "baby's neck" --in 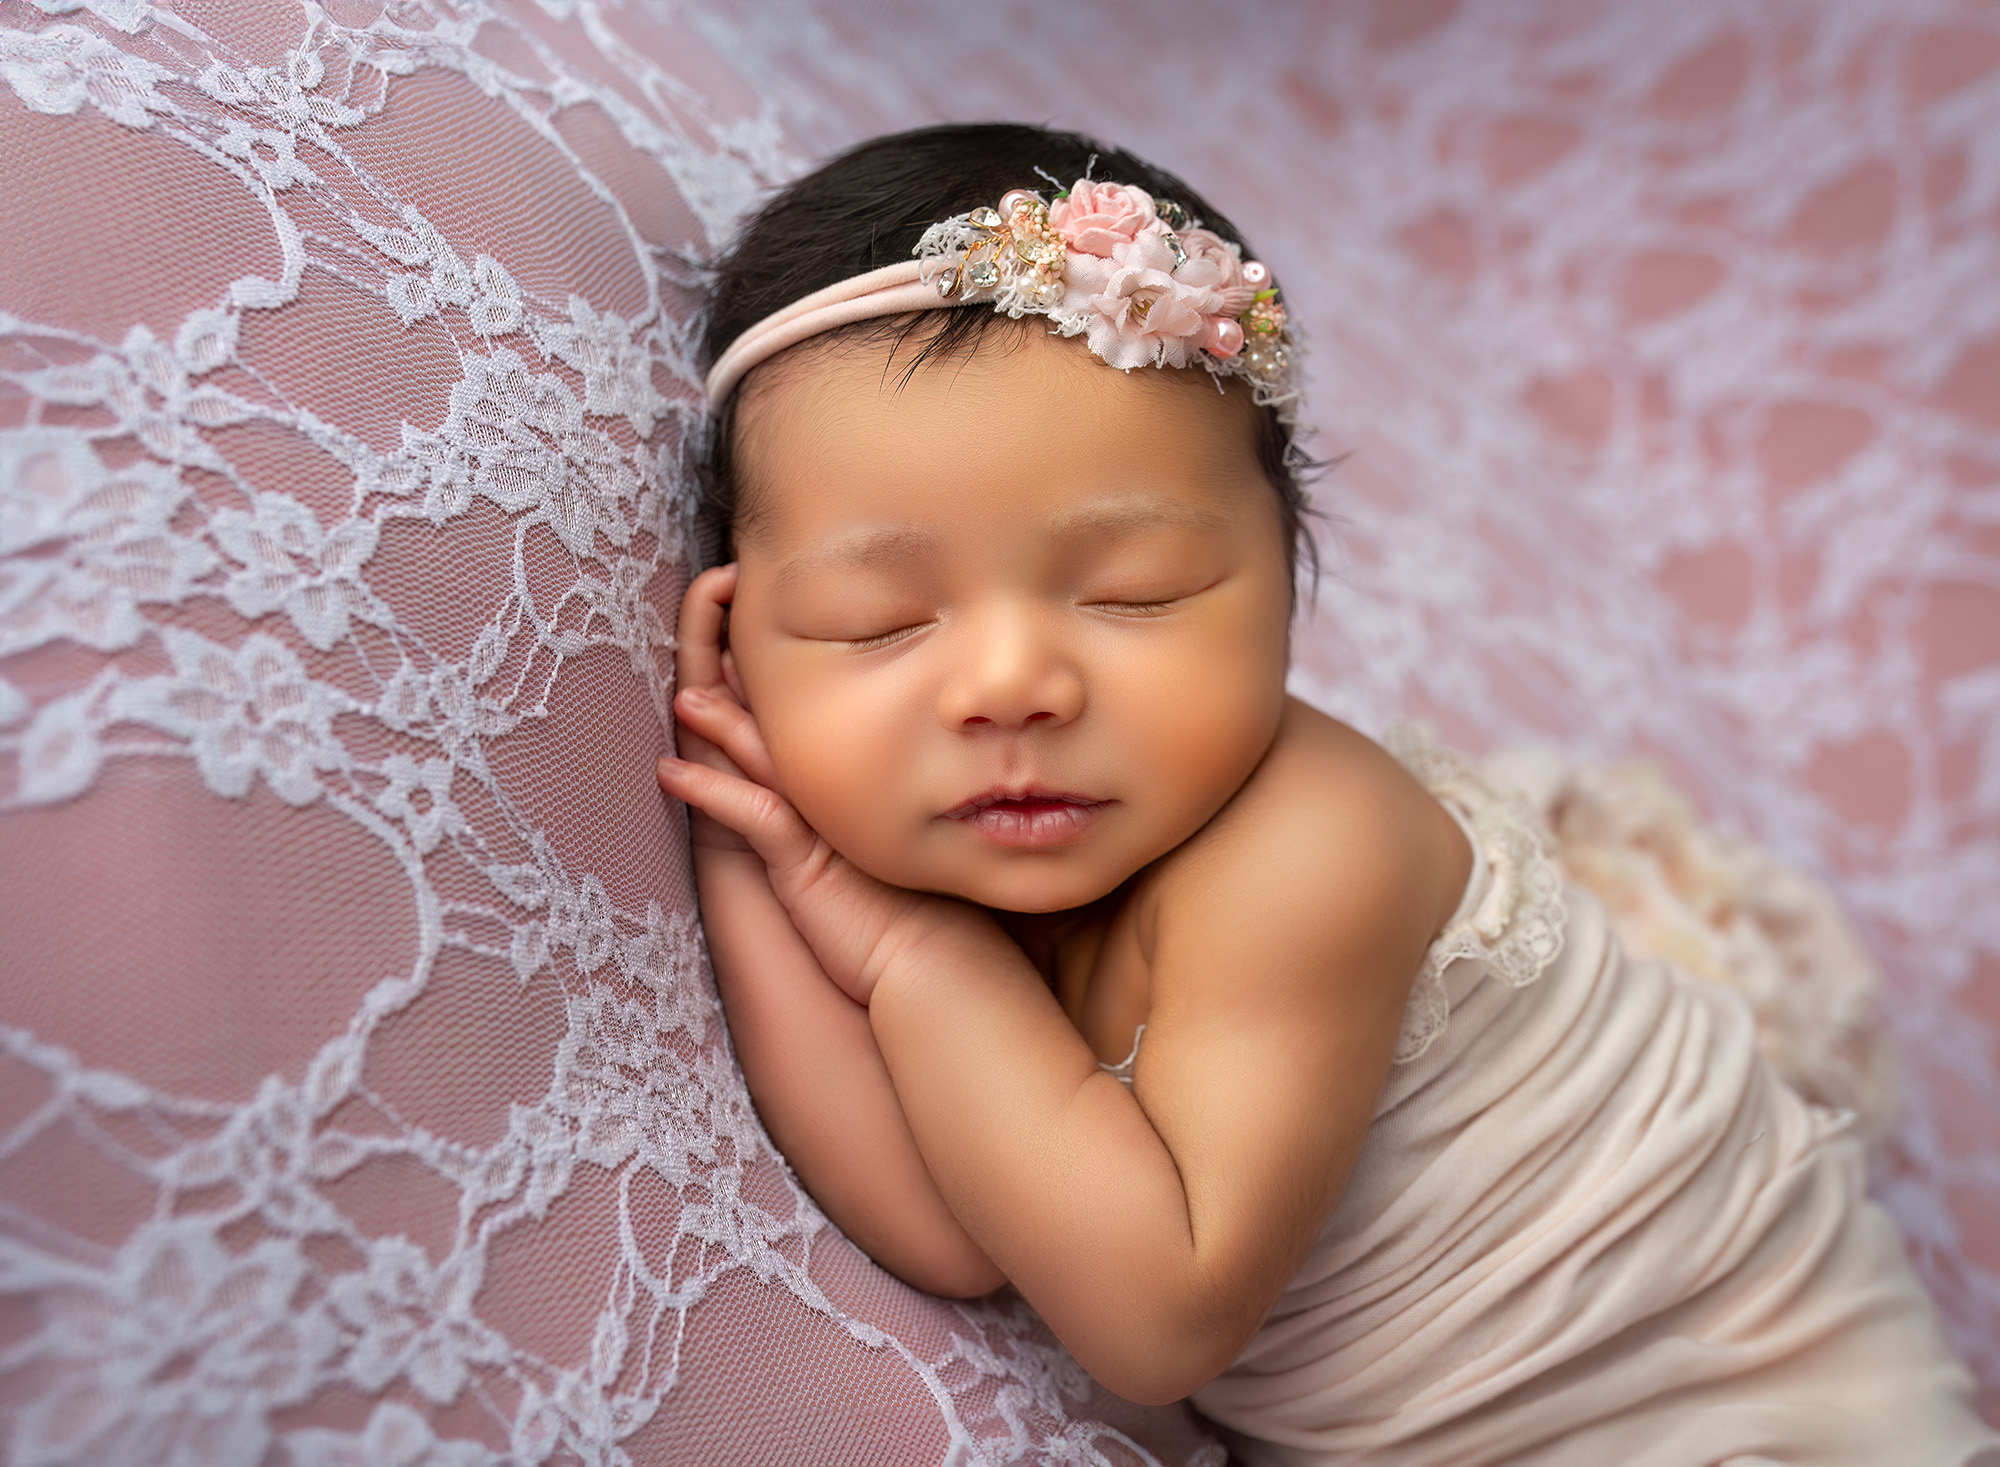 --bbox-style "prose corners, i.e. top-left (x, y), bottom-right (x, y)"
top-left (993, 887), bottom-right (1130, 987)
